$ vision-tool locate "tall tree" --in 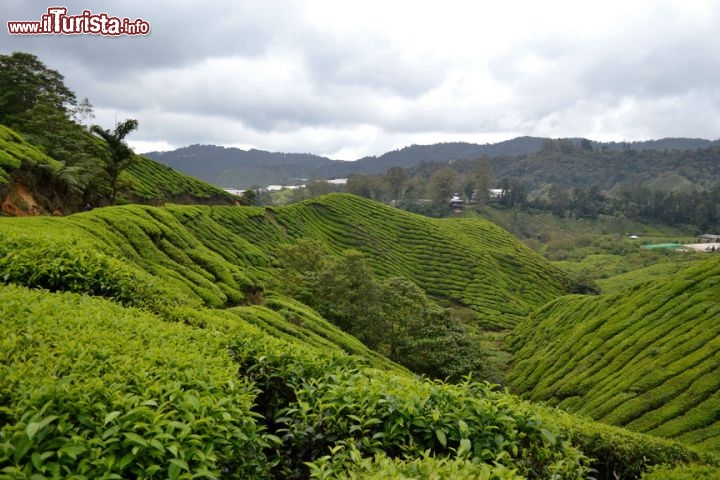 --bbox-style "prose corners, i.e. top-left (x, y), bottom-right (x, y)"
top-left (428, 166), bottom-right (458, 204)
top-left (90, 119), bottom-right (139, 205)
top-left (463, 157), bottom-right (492, 204)
top-left (385, 166), bottom-right (407, 203)
top-left (0, 52), bottom-right (77, 127)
